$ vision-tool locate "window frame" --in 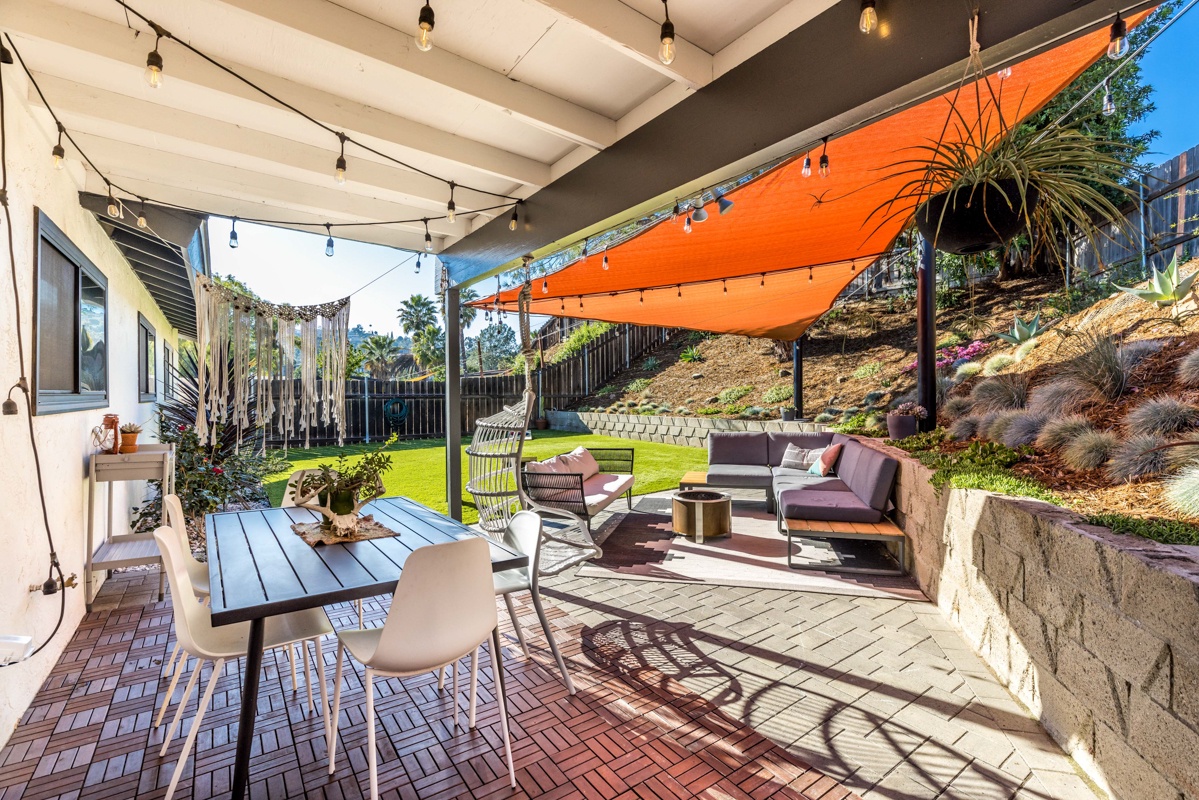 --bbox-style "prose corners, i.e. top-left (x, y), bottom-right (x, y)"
top-left (33, 209), bottom-right (110, 416)
top-left (137, 312), bottom-right (156, 403)
top-left (162, 340), bottom-right (174, 398)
